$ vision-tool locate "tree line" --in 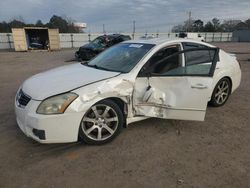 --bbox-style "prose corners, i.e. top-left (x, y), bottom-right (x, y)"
top-left (0, 15), bottom-right (82, 33)
top-left (172, 18), bottom-right (250, 32)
